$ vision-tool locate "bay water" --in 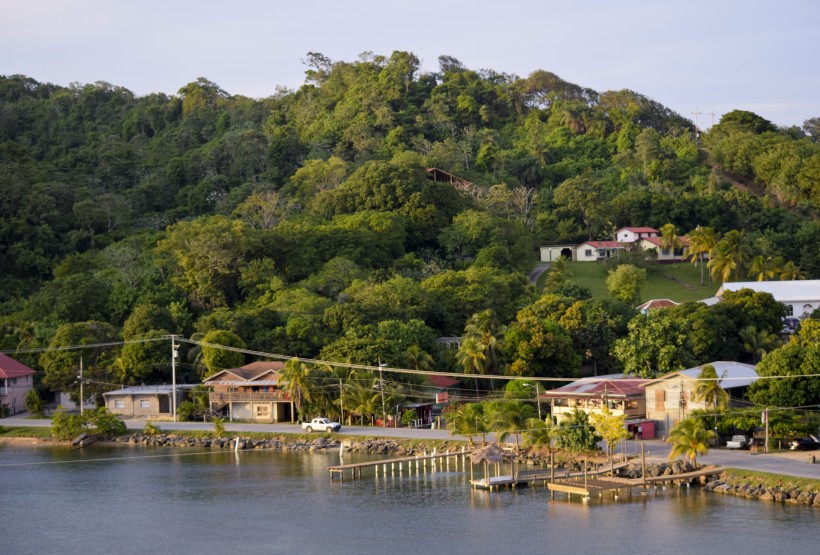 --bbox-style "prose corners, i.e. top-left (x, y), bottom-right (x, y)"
top-left (0, 443), bottom-right (816, 554)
